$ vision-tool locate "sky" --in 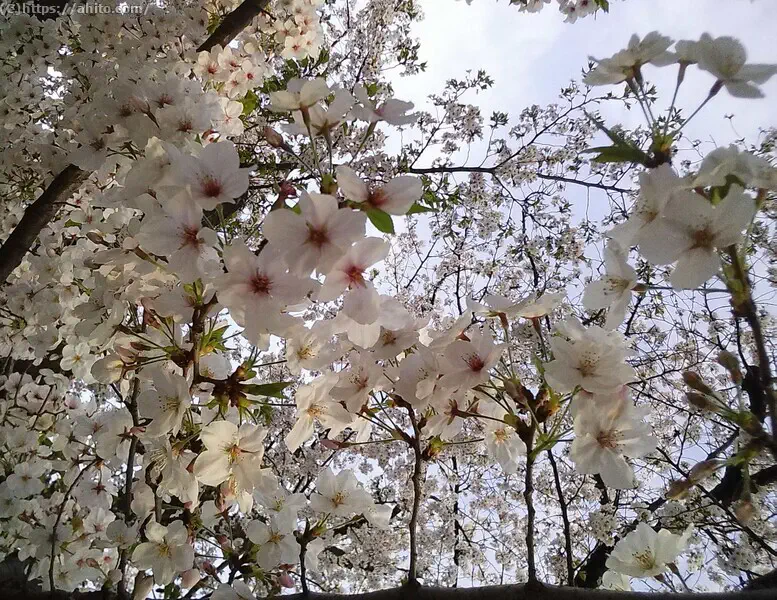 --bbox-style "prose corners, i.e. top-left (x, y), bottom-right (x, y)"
top-left (392, 0), bottom-right (777, 158)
